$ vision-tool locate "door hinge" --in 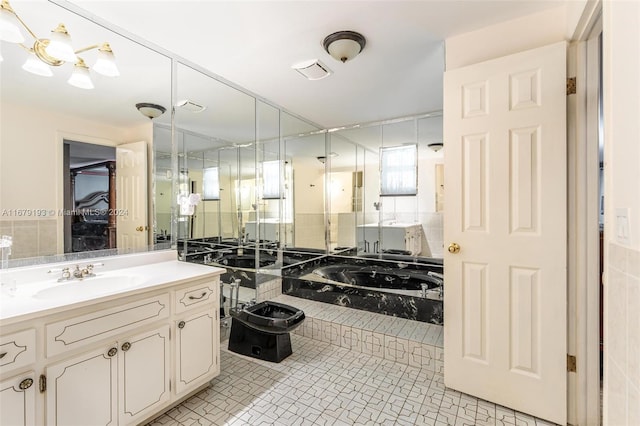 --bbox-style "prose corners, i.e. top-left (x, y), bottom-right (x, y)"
top-left (39, 374), bottom-right (46, 393)
top-left (567, 354), bottom-right (577, 372)
top-left (567, 77), bottom-right (577, 95)
top-left (169, 380), bottom-right (171, 392)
